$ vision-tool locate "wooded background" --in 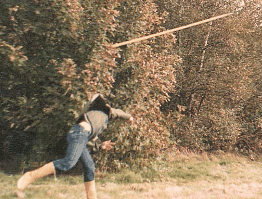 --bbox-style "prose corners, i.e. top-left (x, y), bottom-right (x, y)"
top-left (1, 0), bottom-right (261, 172)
